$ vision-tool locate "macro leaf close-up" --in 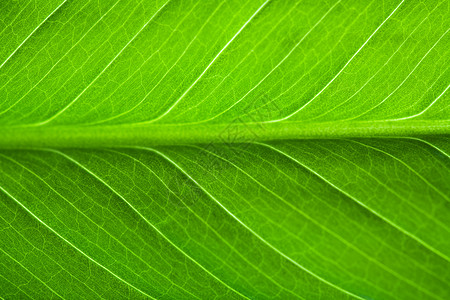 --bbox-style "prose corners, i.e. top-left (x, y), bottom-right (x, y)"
top-left (0, 0), bottom-right (449, 299)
